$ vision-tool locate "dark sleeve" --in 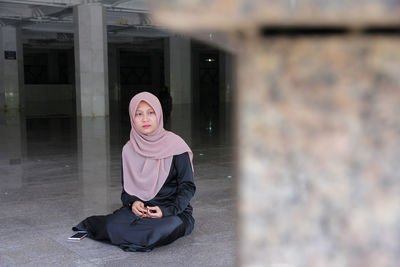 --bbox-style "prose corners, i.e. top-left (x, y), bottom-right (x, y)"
top-left (120, 160), bottom-right (141, 207)
top-left (159, 152), bottom-right (196, 217)
top-left (121, 189), bottom-right (141, 208)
